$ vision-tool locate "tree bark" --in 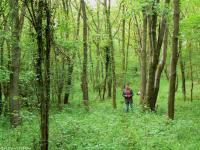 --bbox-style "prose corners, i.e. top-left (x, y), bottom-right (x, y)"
top-left (189, 45), bottom-right (193, 102)
top-left (102, 46), bottom-right (110, 100)
top-left (179, 39), bottom-right (186, 101)
top-left (105, 0), bottom-right (117, 108)
top-left (146, 0), bottom-right (170, 110)
top-left (81, 0), bottom-right (89, 106)
top-left (122, 3), bottom-right (126, 84)
top-left (153, 26), bottom-right (169, 105)
top-left (64, 59), bottom-right (74, 104)
top-left (41, 1), bottom-right (51, 149)
top-left (140, 10), bottom-right (147, 105)
top-left (168, 0), bottom-right (180, 119)
top-left (8, 0), bottom-right (25, 126)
